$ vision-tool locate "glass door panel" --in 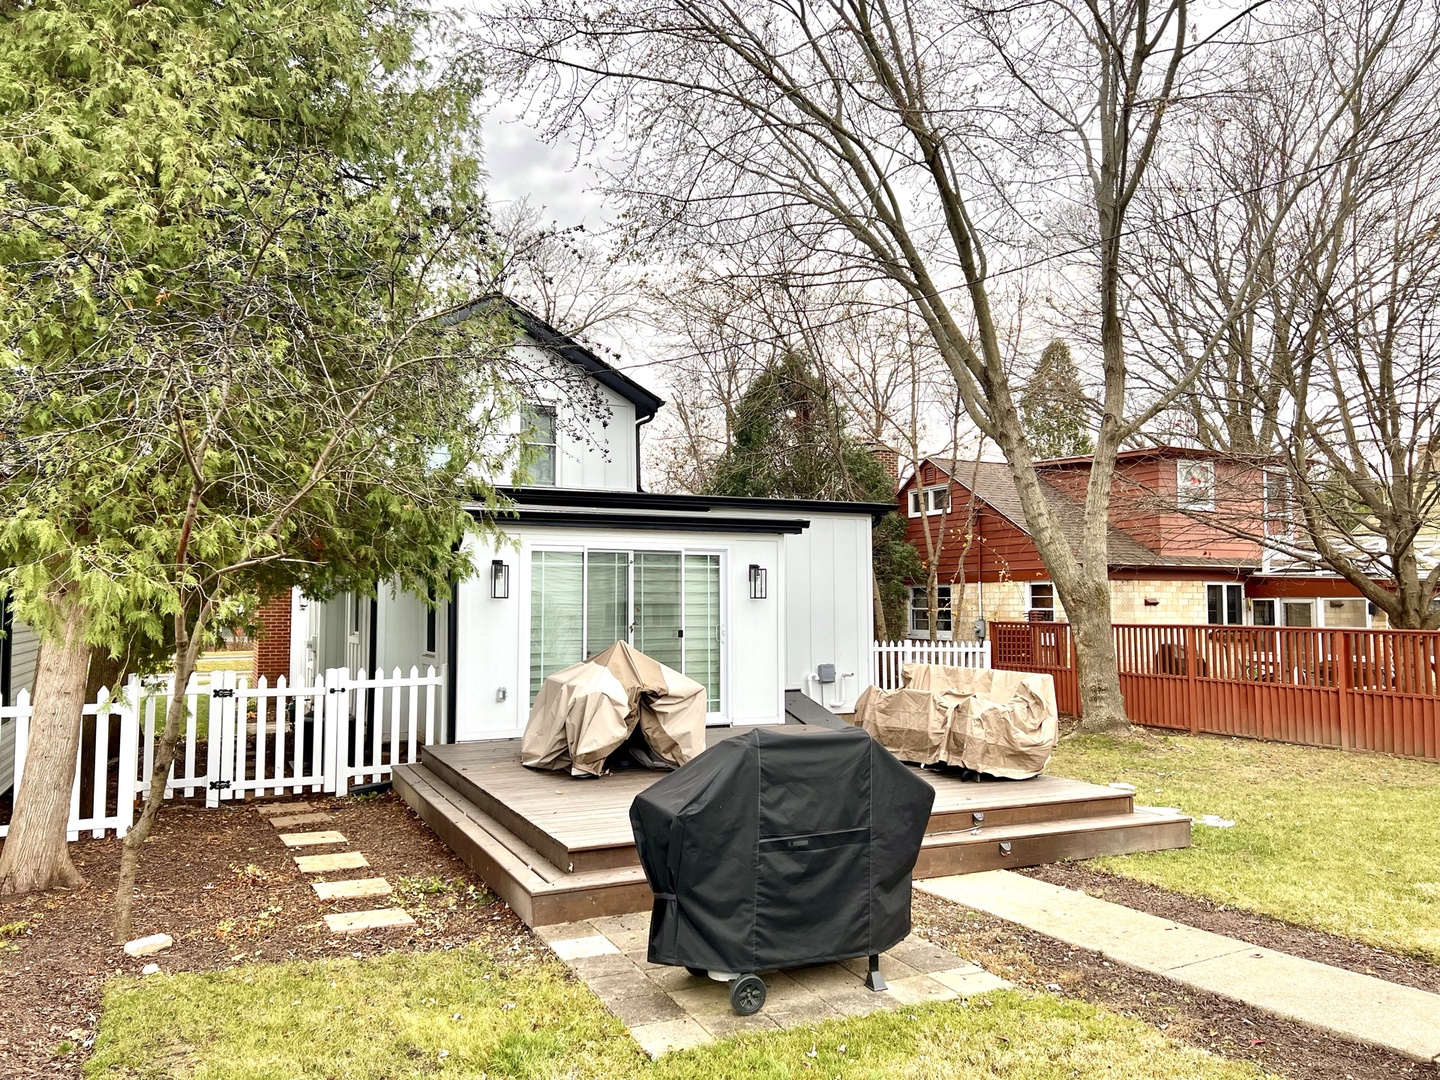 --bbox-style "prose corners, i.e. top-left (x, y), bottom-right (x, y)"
top-left (633, 553), bottom-right (683, 669)
top-left (530, 551), bottom-right (584, 701)
top-left (584, 551), bottom-right (629, 655)
top-left (684, 555), bottom-right (722, 713)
